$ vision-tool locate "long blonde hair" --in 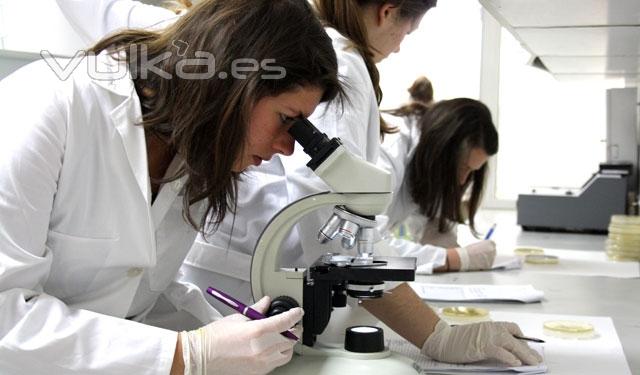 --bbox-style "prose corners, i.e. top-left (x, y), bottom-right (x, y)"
top-left (313, 0), bottom-right (436, 137)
